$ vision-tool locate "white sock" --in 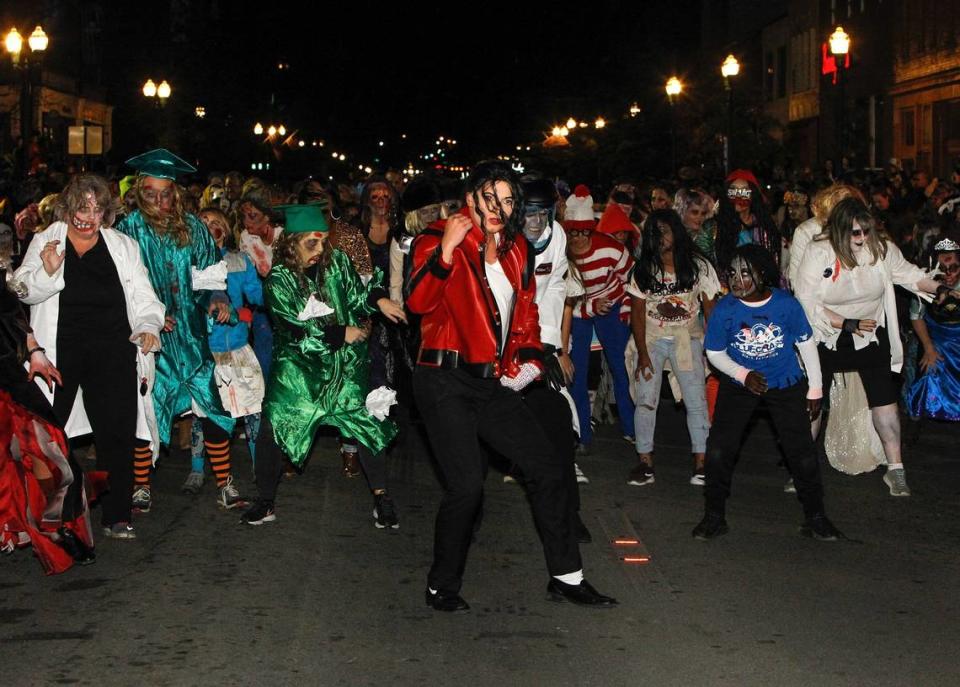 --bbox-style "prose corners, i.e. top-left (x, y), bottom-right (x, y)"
top-left (428, 587), bottom-right (437, 595)
top-left (553, 569), bottom-right (584, 586)
top-left (887, 463), bottom-right (904, 471)
top-left (342, 444), bottom-right (358, 454)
